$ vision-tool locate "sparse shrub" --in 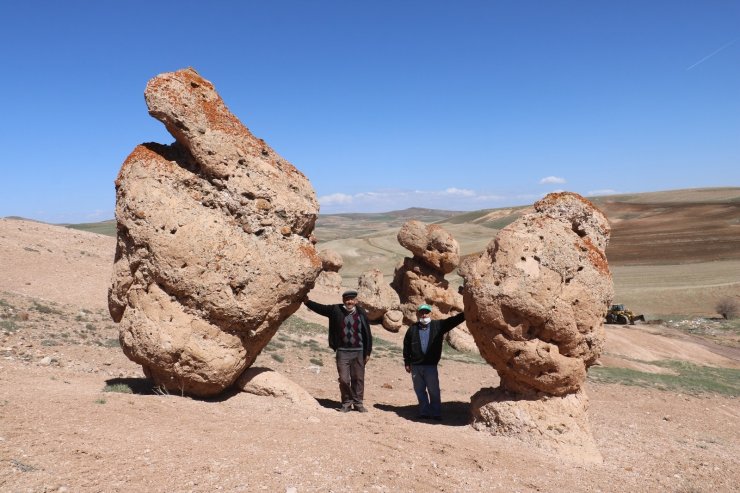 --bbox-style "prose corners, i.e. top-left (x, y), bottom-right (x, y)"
top-left (86, 323), bottom-right (97, 331)
top-left (309, 357), bottom-right (323, 366)
top-left (0, 299), bottom-right (10, 308)
top-left (716, 297), bottom-right (739, 320)
top-left (41, 339), bottom-right (59, 346)
top-left (32, 301), bottom-right (60, 315)
top-left (10, 459), bottom-right (36, 472)
top-left (102, 338), bottom-right (121, 348)
top-left (0, 320), bottom-right (18, 332)
top-left (75, 314), bottom-right (86, 321)
top-left (103, 383), bottom-right (133, 394)
top-left (94, 398), bottom-right (106, 405)
top-left (271, 353), bottom-right (284, 363)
